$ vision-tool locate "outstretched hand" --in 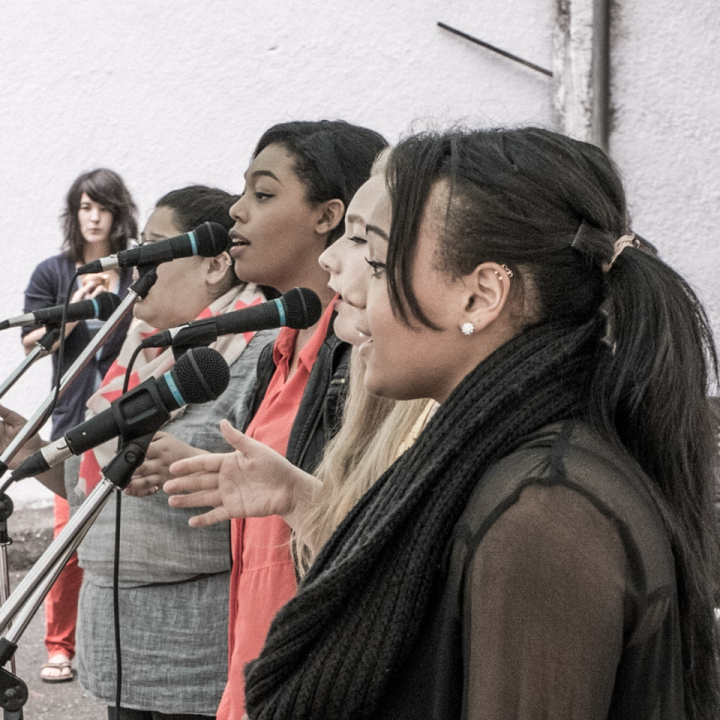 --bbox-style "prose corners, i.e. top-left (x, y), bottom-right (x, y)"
top-left (165, 419), bottom-right (320, 529)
